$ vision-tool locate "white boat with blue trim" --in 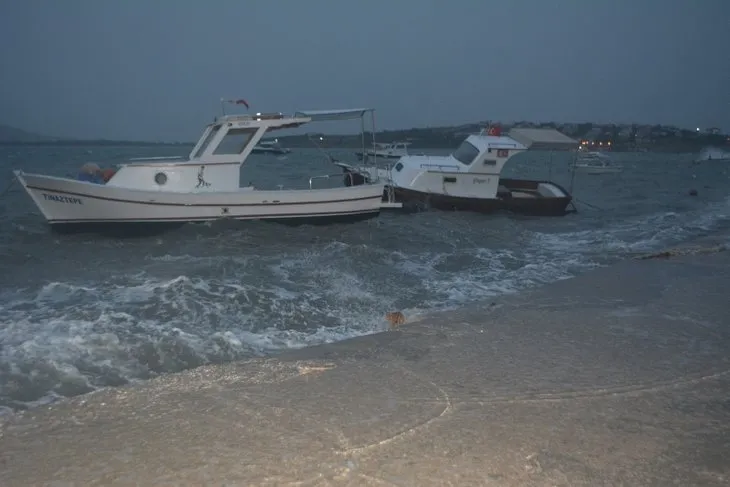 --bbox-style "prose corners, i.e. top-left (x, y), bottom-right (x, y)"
top-left (13, 106), bottom-right (399, 236)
